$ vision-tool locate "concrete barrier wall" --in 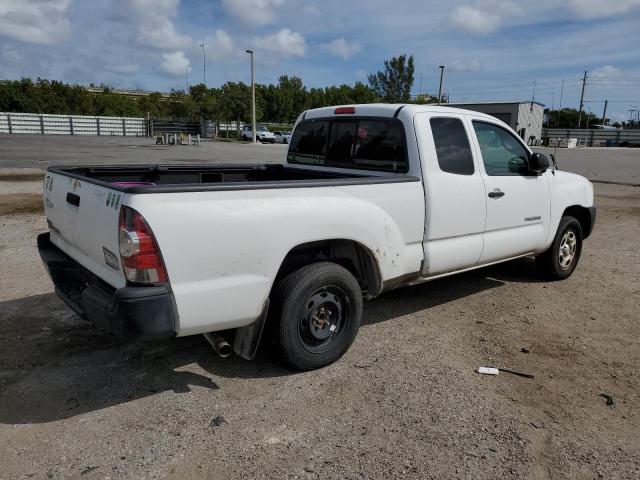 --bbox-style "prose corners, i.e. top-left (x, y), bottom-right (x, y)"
top-left (542, 128), bottom-right (640, 147)
top-left (0, 112), bottom-right (147, 136)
